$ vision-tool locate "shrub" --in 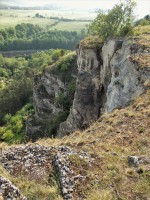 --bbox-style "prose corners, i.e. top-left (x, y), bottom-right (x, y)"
top-left (0, 103), bottom-right (34, 144)
top-left (2, 130), bottom-right (14, 142)
top-left (46, 111), bottom-right (69, 137)
top-left (56, 92), bottom-right (71, 110)
top-left (89, 0), bottom-right (136, 40)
